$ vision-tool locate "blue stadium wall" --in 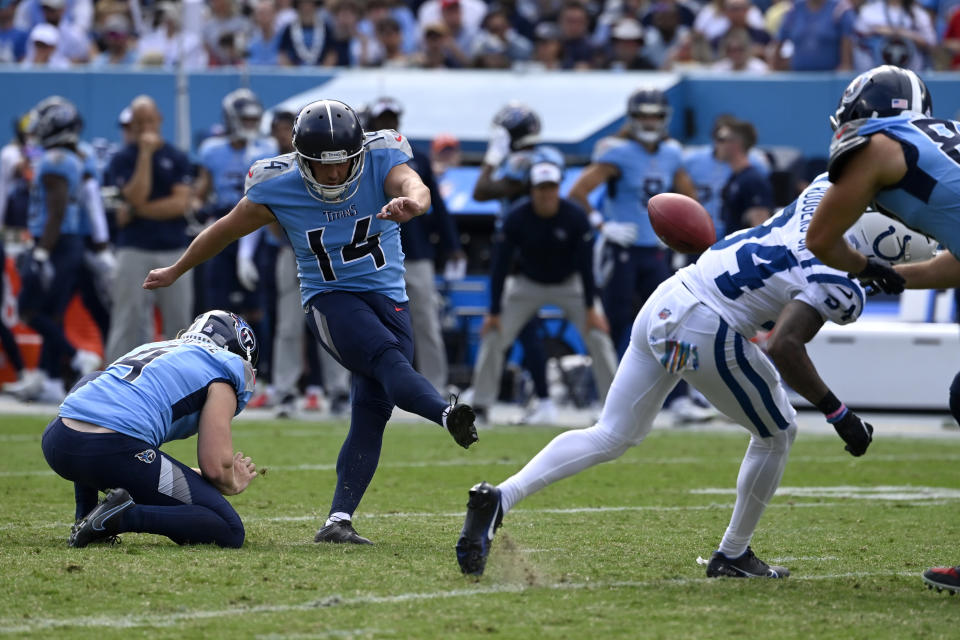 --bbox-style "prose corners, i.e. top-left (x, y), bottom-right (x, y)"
top-left (3, 68), bottom-right (959, 160)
